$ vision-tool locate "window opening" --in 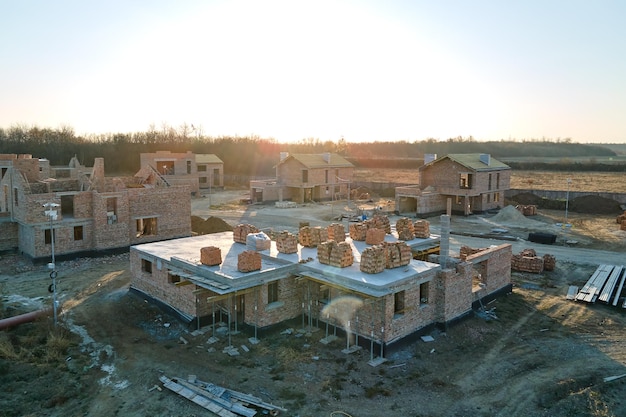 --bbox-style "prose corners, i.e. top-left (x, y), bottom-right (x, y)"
top-left (420, 282), bottom-right (429, 305)
top-left (394, 291), bottom-right (405, 316)
top-left (141, 259), bottom-right (153, 273)
top-left (136, 217), bottom-right (157, 237)
top-left (268, 281), bottom-right (279, 304)
top-left (74, 226), bottom-right (83, 240)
